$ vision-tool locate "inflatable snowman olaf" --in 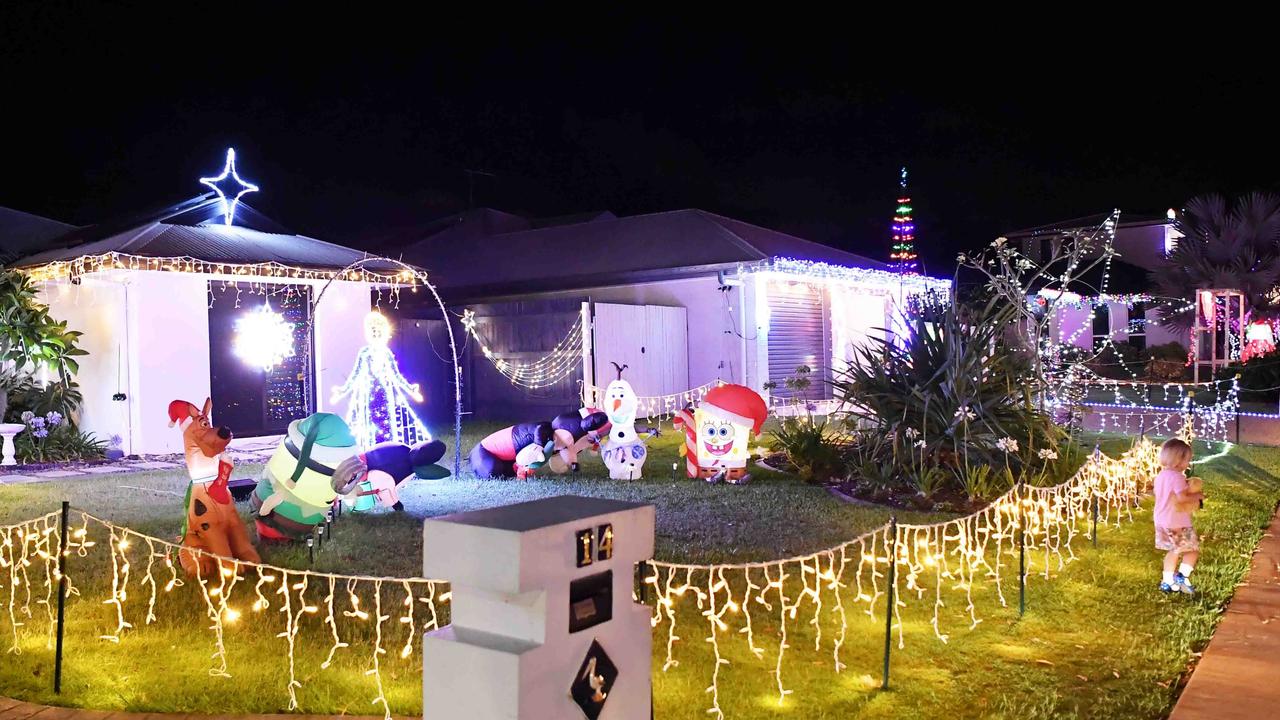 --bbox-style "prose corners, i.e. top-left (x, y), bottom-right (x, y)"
top-left (601, 363), bottom-right (649, 479)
